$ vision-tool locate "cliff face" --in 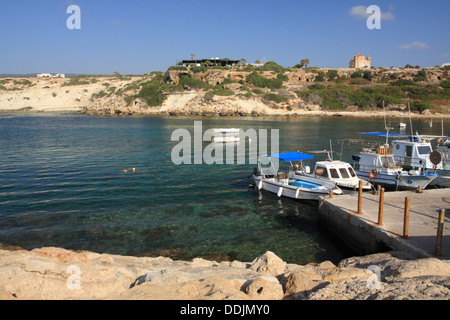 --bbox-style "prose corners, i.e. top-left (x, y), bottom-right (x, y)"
top-left (0, 247), bottom-right (449, 300)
